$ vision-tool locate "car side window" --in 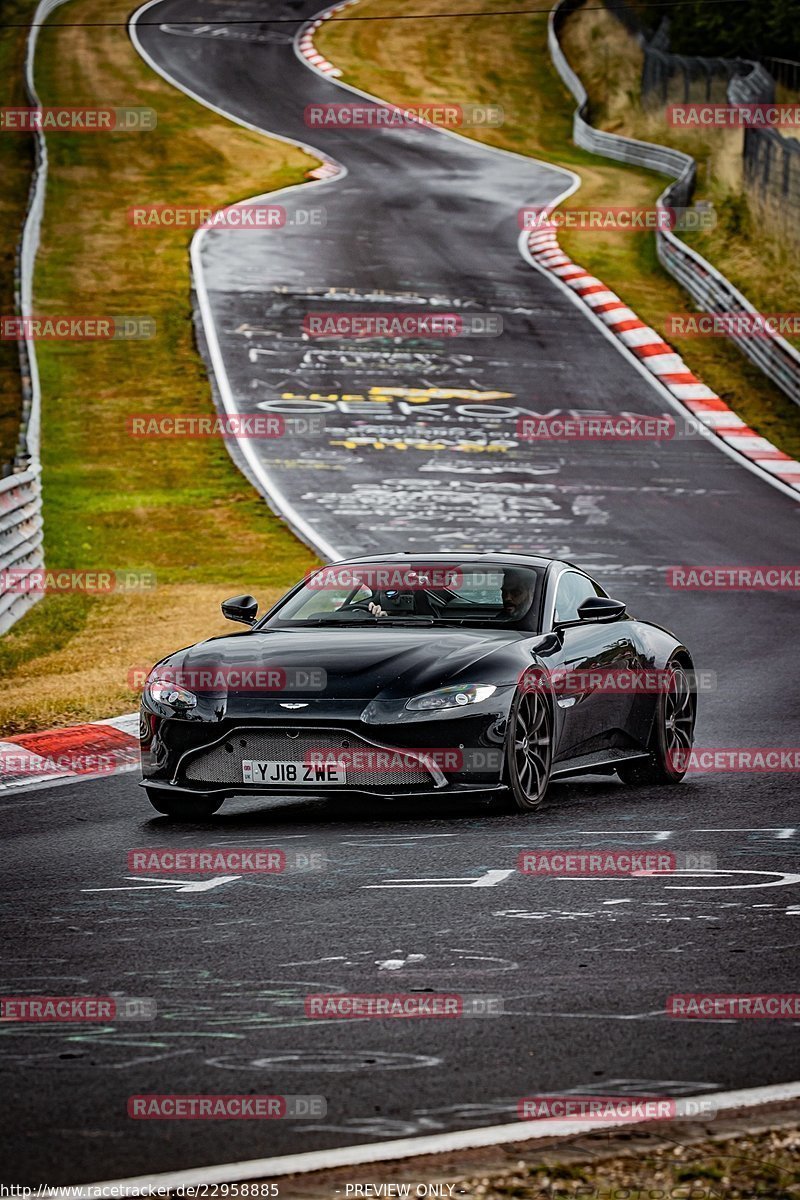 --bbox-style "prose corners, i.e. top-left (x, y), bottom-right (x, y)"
top-left (553, 571), bottom-right (602, 624)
